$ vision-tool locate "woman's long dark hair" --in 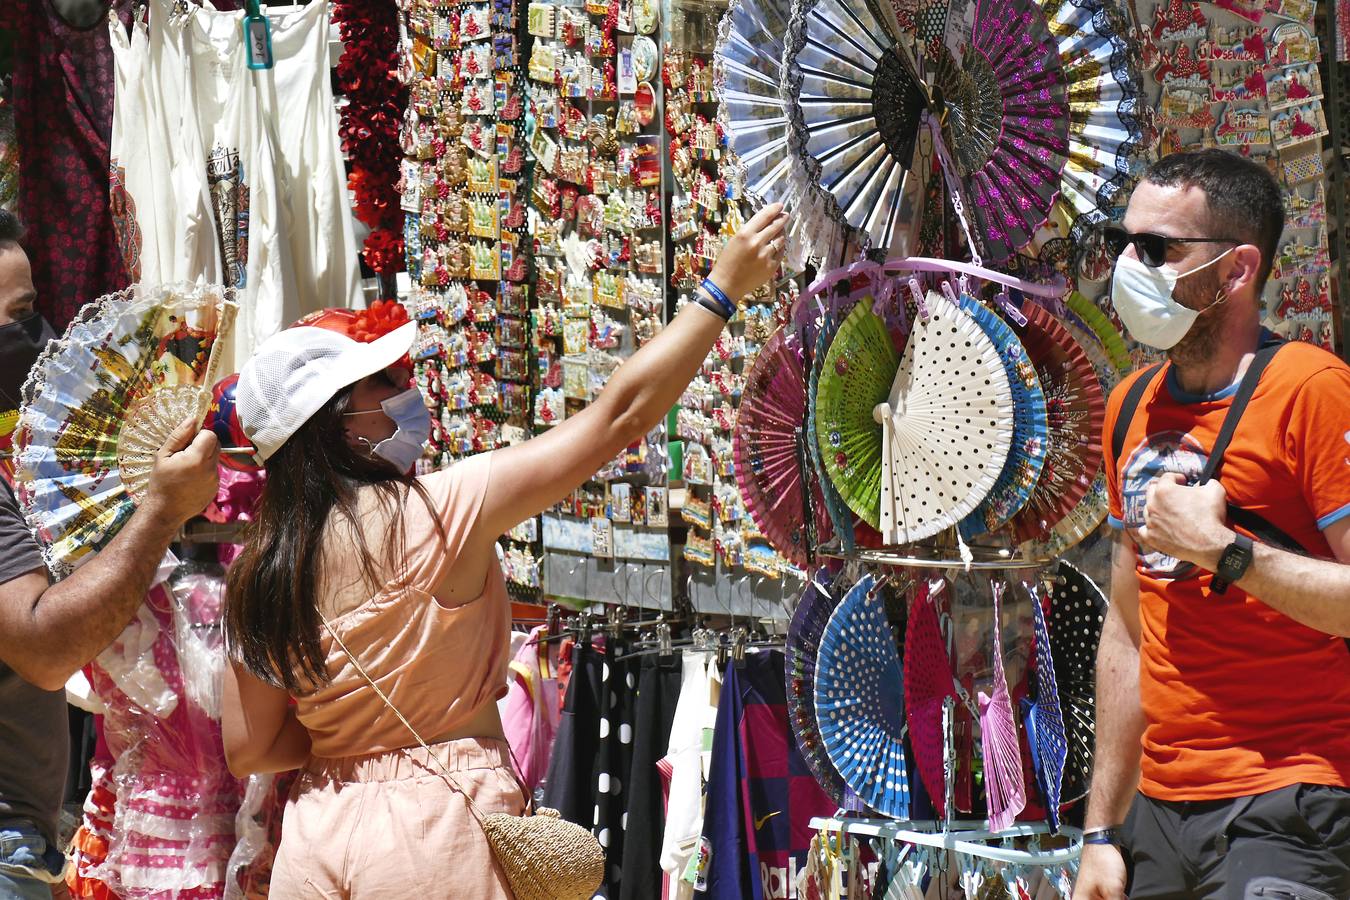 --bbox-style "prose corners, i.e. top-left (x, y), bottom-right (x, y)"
top-left (224, 383), bottom-right (439, 692)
